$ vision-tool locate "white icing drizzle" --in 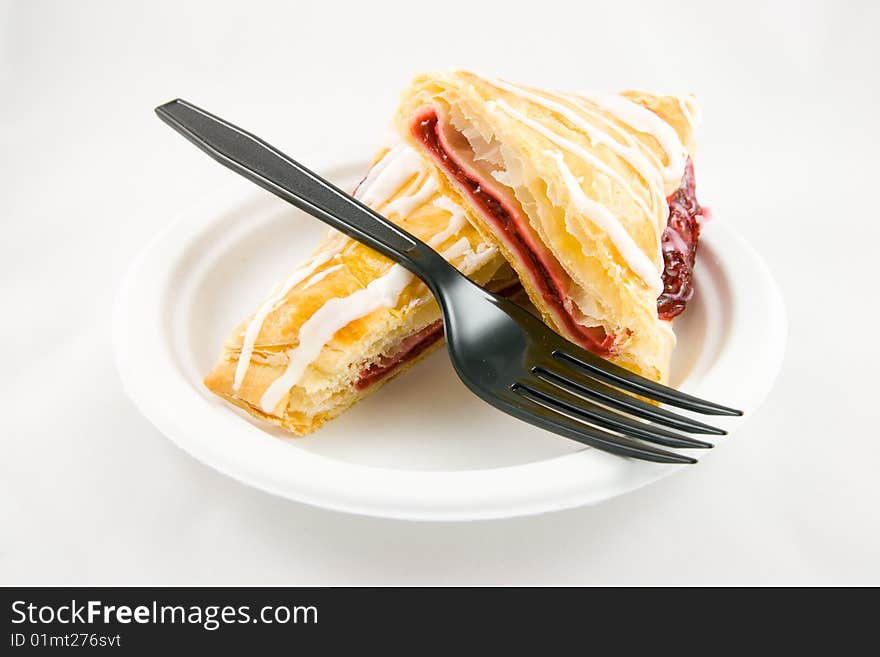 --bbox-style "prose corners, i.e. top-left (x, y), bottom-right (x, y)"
top-left (232, 250), bottom-right (336, 391)
top-left (301, 263), bottom-right (344, 290)
top-left (383, 173), bottom-right (438, 217)
top-left (492, 99), bottom-right (661, 288)
top-left (404, 239), bottom-right (498, 315)
top-left (259, 264), bottom-right (413, 413)
top-left (541, 89), bottom-right (671, 228)
top-left (440, 237), bottom-right (474, 262)
top-left (458, 243), bottom-right (498, 272)
top-left (560, 93), bottom-right (669, 237)
top-left (353, 146), bottom-right (399, 199)
top-left (492, 99), bottom-right (652, 223)
top-left (428, 197), bottom-right (467, 246)
top-left (354, 145), bottom-right (424, 208)
top-left (573, 91), bottom-right (688, 188)
top-left (545, 150), bottom-right (663, 295)
top-left (490, 80), bottom-right (662, 220)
